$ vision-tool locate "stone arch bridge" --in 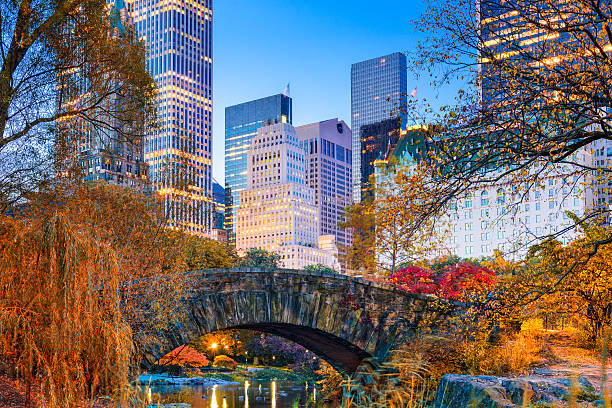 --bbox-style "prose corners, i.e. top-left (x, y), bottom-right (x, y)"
top-left (141, 268), bottom-right (462, 375)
